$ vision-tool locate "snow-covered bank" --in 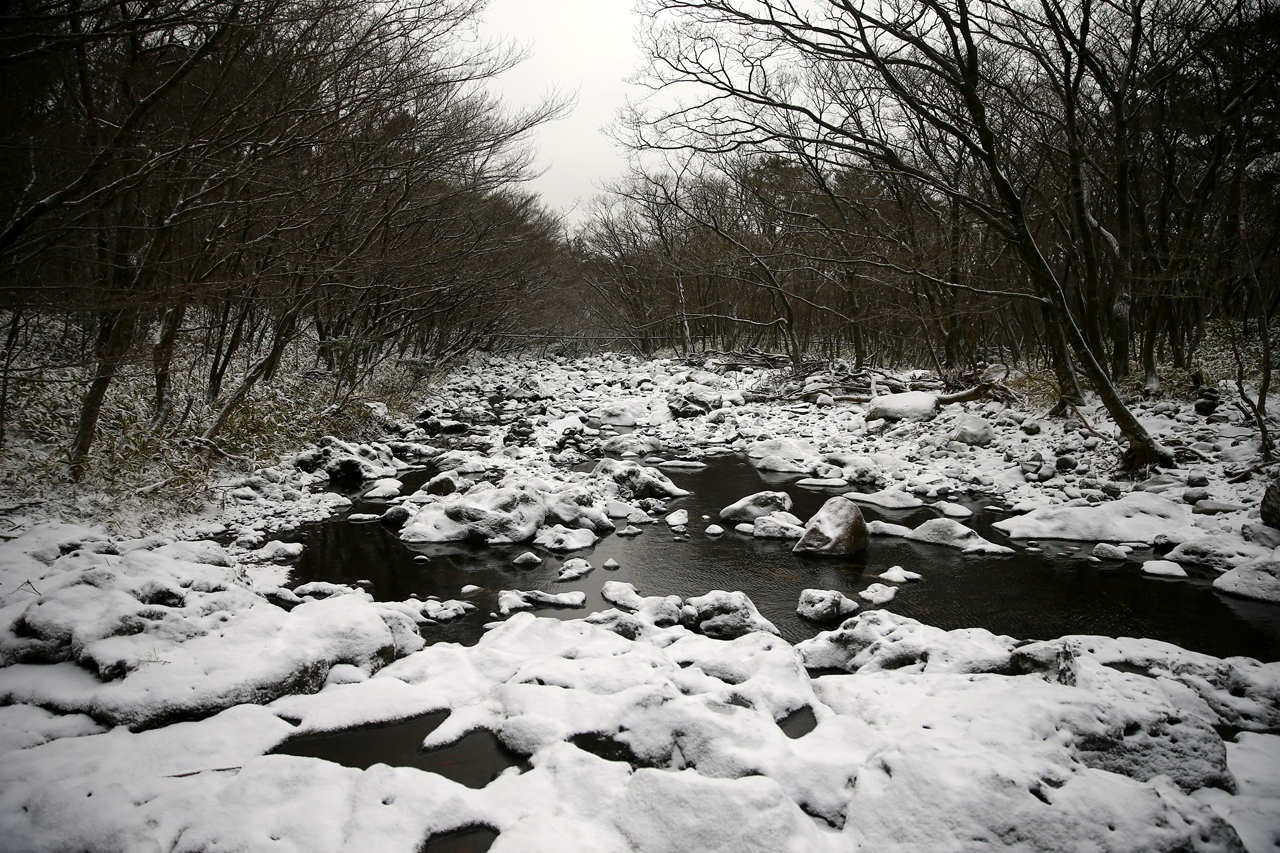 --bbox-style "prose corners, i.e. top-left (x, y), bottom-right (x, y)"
top-left (2, 352), bottom-right (1280, 851)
